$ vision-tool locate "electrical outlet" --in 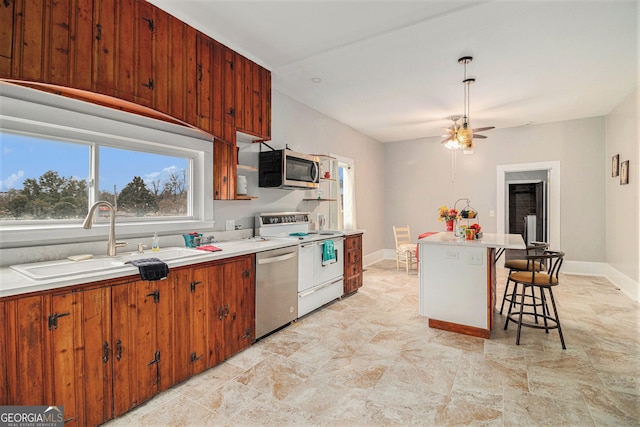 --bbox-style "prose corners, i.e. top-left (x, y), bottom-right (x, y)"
top-left (468, 251), bottom-right (483, 265)
top-left (225, 220), bottom-right (235, 231)
top-left (489, 210), bottom-right (495, 217)
top-left (446, 250), bottom-right (459, 261)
